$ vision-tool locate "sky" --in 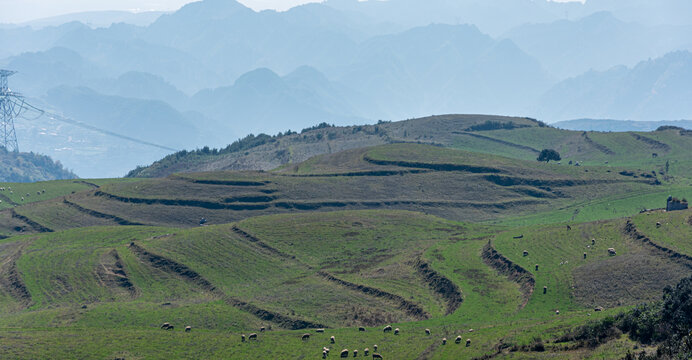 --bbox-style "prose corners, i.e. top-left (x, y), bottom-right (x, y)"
top-left (0, 0), bottom-right (325, 23)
